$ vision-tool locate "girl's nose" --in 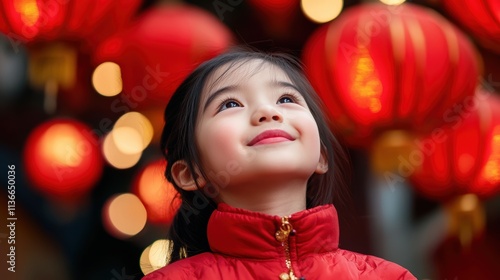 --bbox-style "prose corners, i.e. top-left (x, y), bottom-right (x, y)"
top-left (251, 104), bottom-right (283, 125)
